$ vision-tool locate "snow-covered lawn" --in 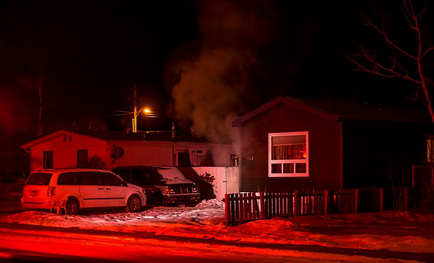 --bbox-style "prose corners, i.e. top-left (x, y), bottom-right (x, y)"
top-left (2, 199), bottom-right (434, 255)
